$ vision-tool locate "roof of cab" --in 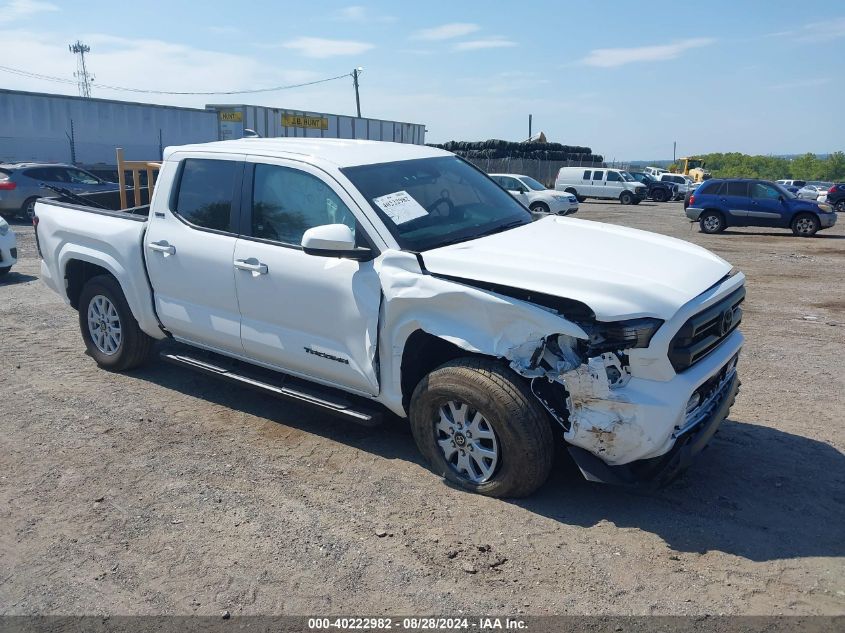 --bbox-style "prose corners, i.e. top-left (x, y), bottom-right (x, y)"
top-left (163, 138), bottom-right (448, 168)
